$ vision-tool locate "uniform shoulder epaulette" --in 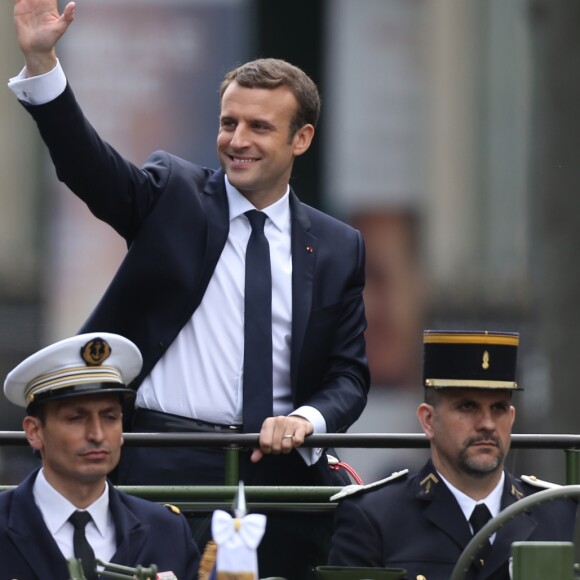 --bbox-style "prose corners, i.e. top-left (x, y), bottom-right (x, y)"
top-left (163, 503), bottom-right (182, 514)
top-left (330, 469), bottom-right (409, 501)
top-left (520, 474), bottom-right (562, 489)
